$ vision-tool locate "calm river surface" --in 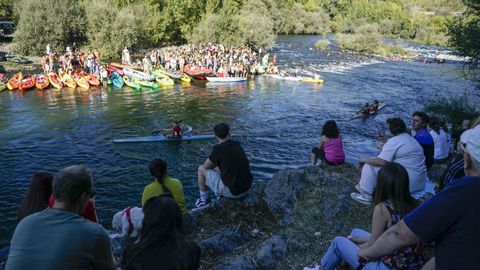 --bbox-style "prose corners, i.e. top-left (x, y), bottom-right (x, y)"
top-left (0, 35), bottom-right (476, 246)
